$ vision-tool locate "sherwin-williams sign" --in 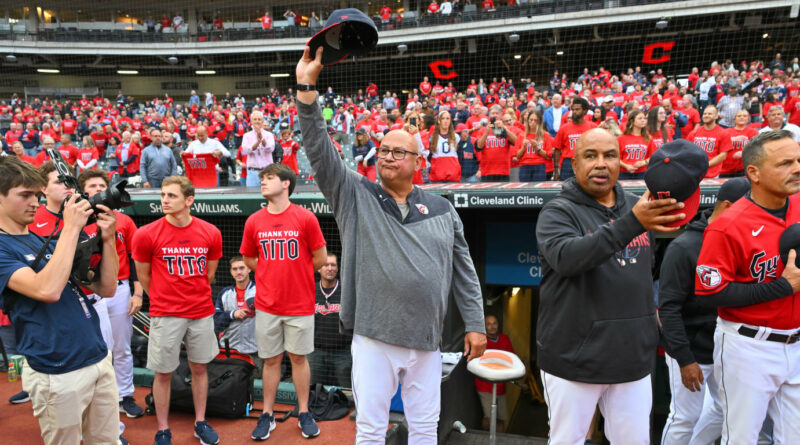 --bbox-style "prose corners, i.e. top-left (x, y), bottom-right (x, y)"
top-left (485, 222), bottom-right (542, 286)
